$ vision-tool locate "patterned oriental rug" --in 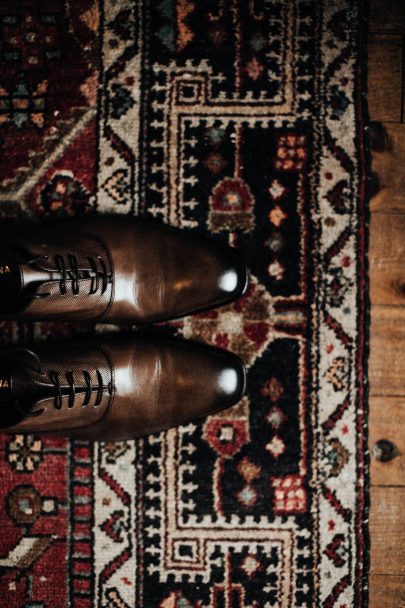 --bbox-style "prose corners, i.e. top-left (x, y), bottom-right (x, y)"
top-left (0, 1), bottom-right (369, 607)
